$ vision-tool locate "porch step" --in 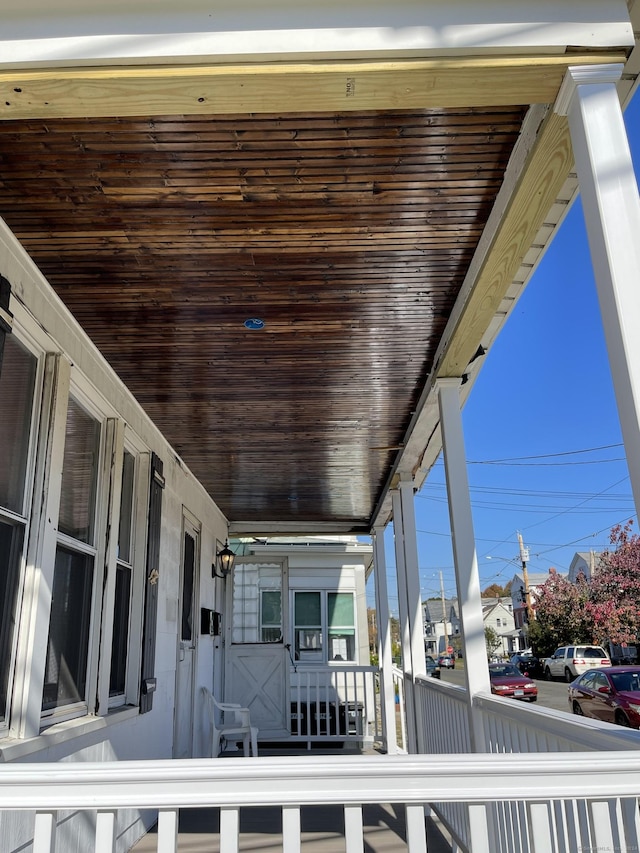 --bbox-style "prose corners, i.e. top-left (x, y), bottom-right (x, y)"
top-left (129, 804), bottom-right (454, 852)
